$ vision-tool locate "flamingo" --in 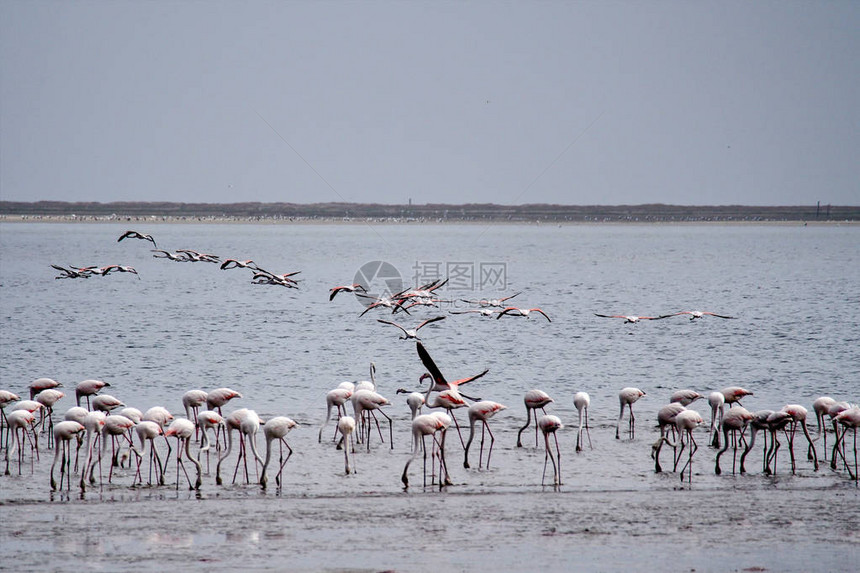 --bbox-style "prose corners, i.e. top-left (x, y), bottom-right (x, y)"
top-left (132, 421), bottom-right (164, 486)
top-left (117, 230), bottom-right (157, 248)
top-left (673, 409), bottom-right (704, 483)
top-left (196, 410), bottom-right (224, 474)
top-left (832, 406), bottom-right (860, 481)
top-left (463, 401), bottom-right (506, 469)
top-left (79, 411), bottom-right (106, 489)
top-left (357, 294), bottom-right (411, 317)
top-left (449, 308), bottom-right (499, 317)
top-left (175, 249), bottom-right (220, 263)
top-left (0, 390), bottom-right (20, 453)
top-left (376, 316), bottom-right (446, 340)
top-left (142, 406), bottom-right (174, 482)
top-left (206, 387), bottom-right (242, 447)
top-left (351, 389), bottom-right (393, 451)
top-left (99, 415), bottom-right (136, 483)
top-left (92, 394), bottom-right (125, 414)
top-left (460, 292), bottom-right (521, 308)
top-left (651, 403), bottom-right (686, 473)
top-left (151, 249), bottom-right (188, 261)
top-left (670, 389), bottom-right (703, 406)
top-left (715, 407), bottom-right (753, 475)
top-left (740, 410), bottom-right (775, 474)
top-left (416, 342), bottom-right (488, 402)
top-left (101, 265), bottom-right (139, 278)
top-left (395, 389), bottom-right (425, 420)
top-left (329, 283), bottom-right (367, 300)
top-left (75, 379), bottom-right (110, 409)
top-left (496, 307), bottom-right (551, 322)
top-left (828, 401), bottom-right (852, 469)
top-left (594, 313), bottom-right (671, 324)
top-left (29, 378), bottom-right (62, 400)
top-left (182, 389), bottom-right (208, 441)
top-left (337, 416), bottom-right (356, 475)
top-left (401, 413), bottom-right (448, 489)
top-left (354, 362), bottom-right (378, 393)
top-left (10, 400), bottom-right (44, 460)
top-left (4, 410), bottom-right (37, 475)
top-left (780, 404), bottom-right (819, 474)
top-left (51, 264), bottom-right (90, 279)
top-left (811, 396), bottom-right (837, 459)
top-left (164, 418), bottom-right (202, 490)
top-left (421, 387), bottom-right (470, 448)
top-left (63, 406), bottom-right (89, 472)
top-left (219, 259), bottom-right (260, 271)
top-left (538, 415), bottom-right (563, 486)
top-left (516, 389), bottom-right (554, 448)
top-left (50, 421), bottom-right (85, 491)
top-left (616, 387), bottom-right (646, 439)
top-left (216, 408), bottom-right (248, 485)
top-left (34, 389), bottom-right (64, 446)
top-left (233, 409), bottom-right (265, 485)
top-left (763, 410), bottom-right (793, 475)
top-left (319, 387), bottom-right (353, 443)
top-left (573, 392), bottom-right (592, 452)
top-left (708, 391), bottom-right (726, 448)
top-left (670, 310), bottom-right (735, 320)
top-left (721, 386), bottom-right (754, 407)
top-left (260, 416), bottom-right (298, 490)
